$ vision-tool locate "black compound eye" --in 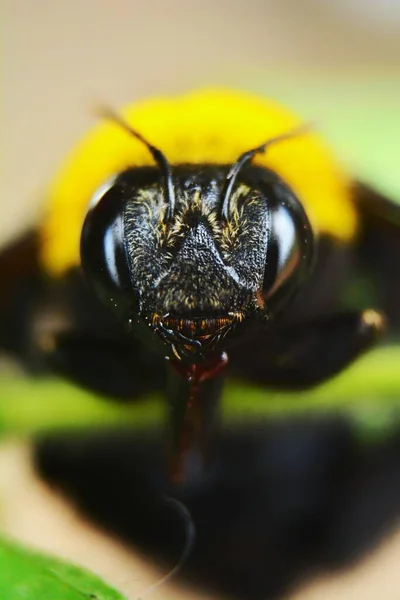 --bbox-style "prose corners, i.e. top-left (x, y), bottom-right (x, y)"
top-left (262, 181), bottom-right (314, 310)
top-left (80, 177), bottom-right (135, 319)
